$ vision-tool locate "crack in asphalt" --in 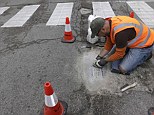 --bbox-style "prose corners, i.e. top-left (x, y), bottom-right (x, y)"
top-left (0, 36), bottom-right (86, 55)
top-left (0, 38), bottom-right (61, 54)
